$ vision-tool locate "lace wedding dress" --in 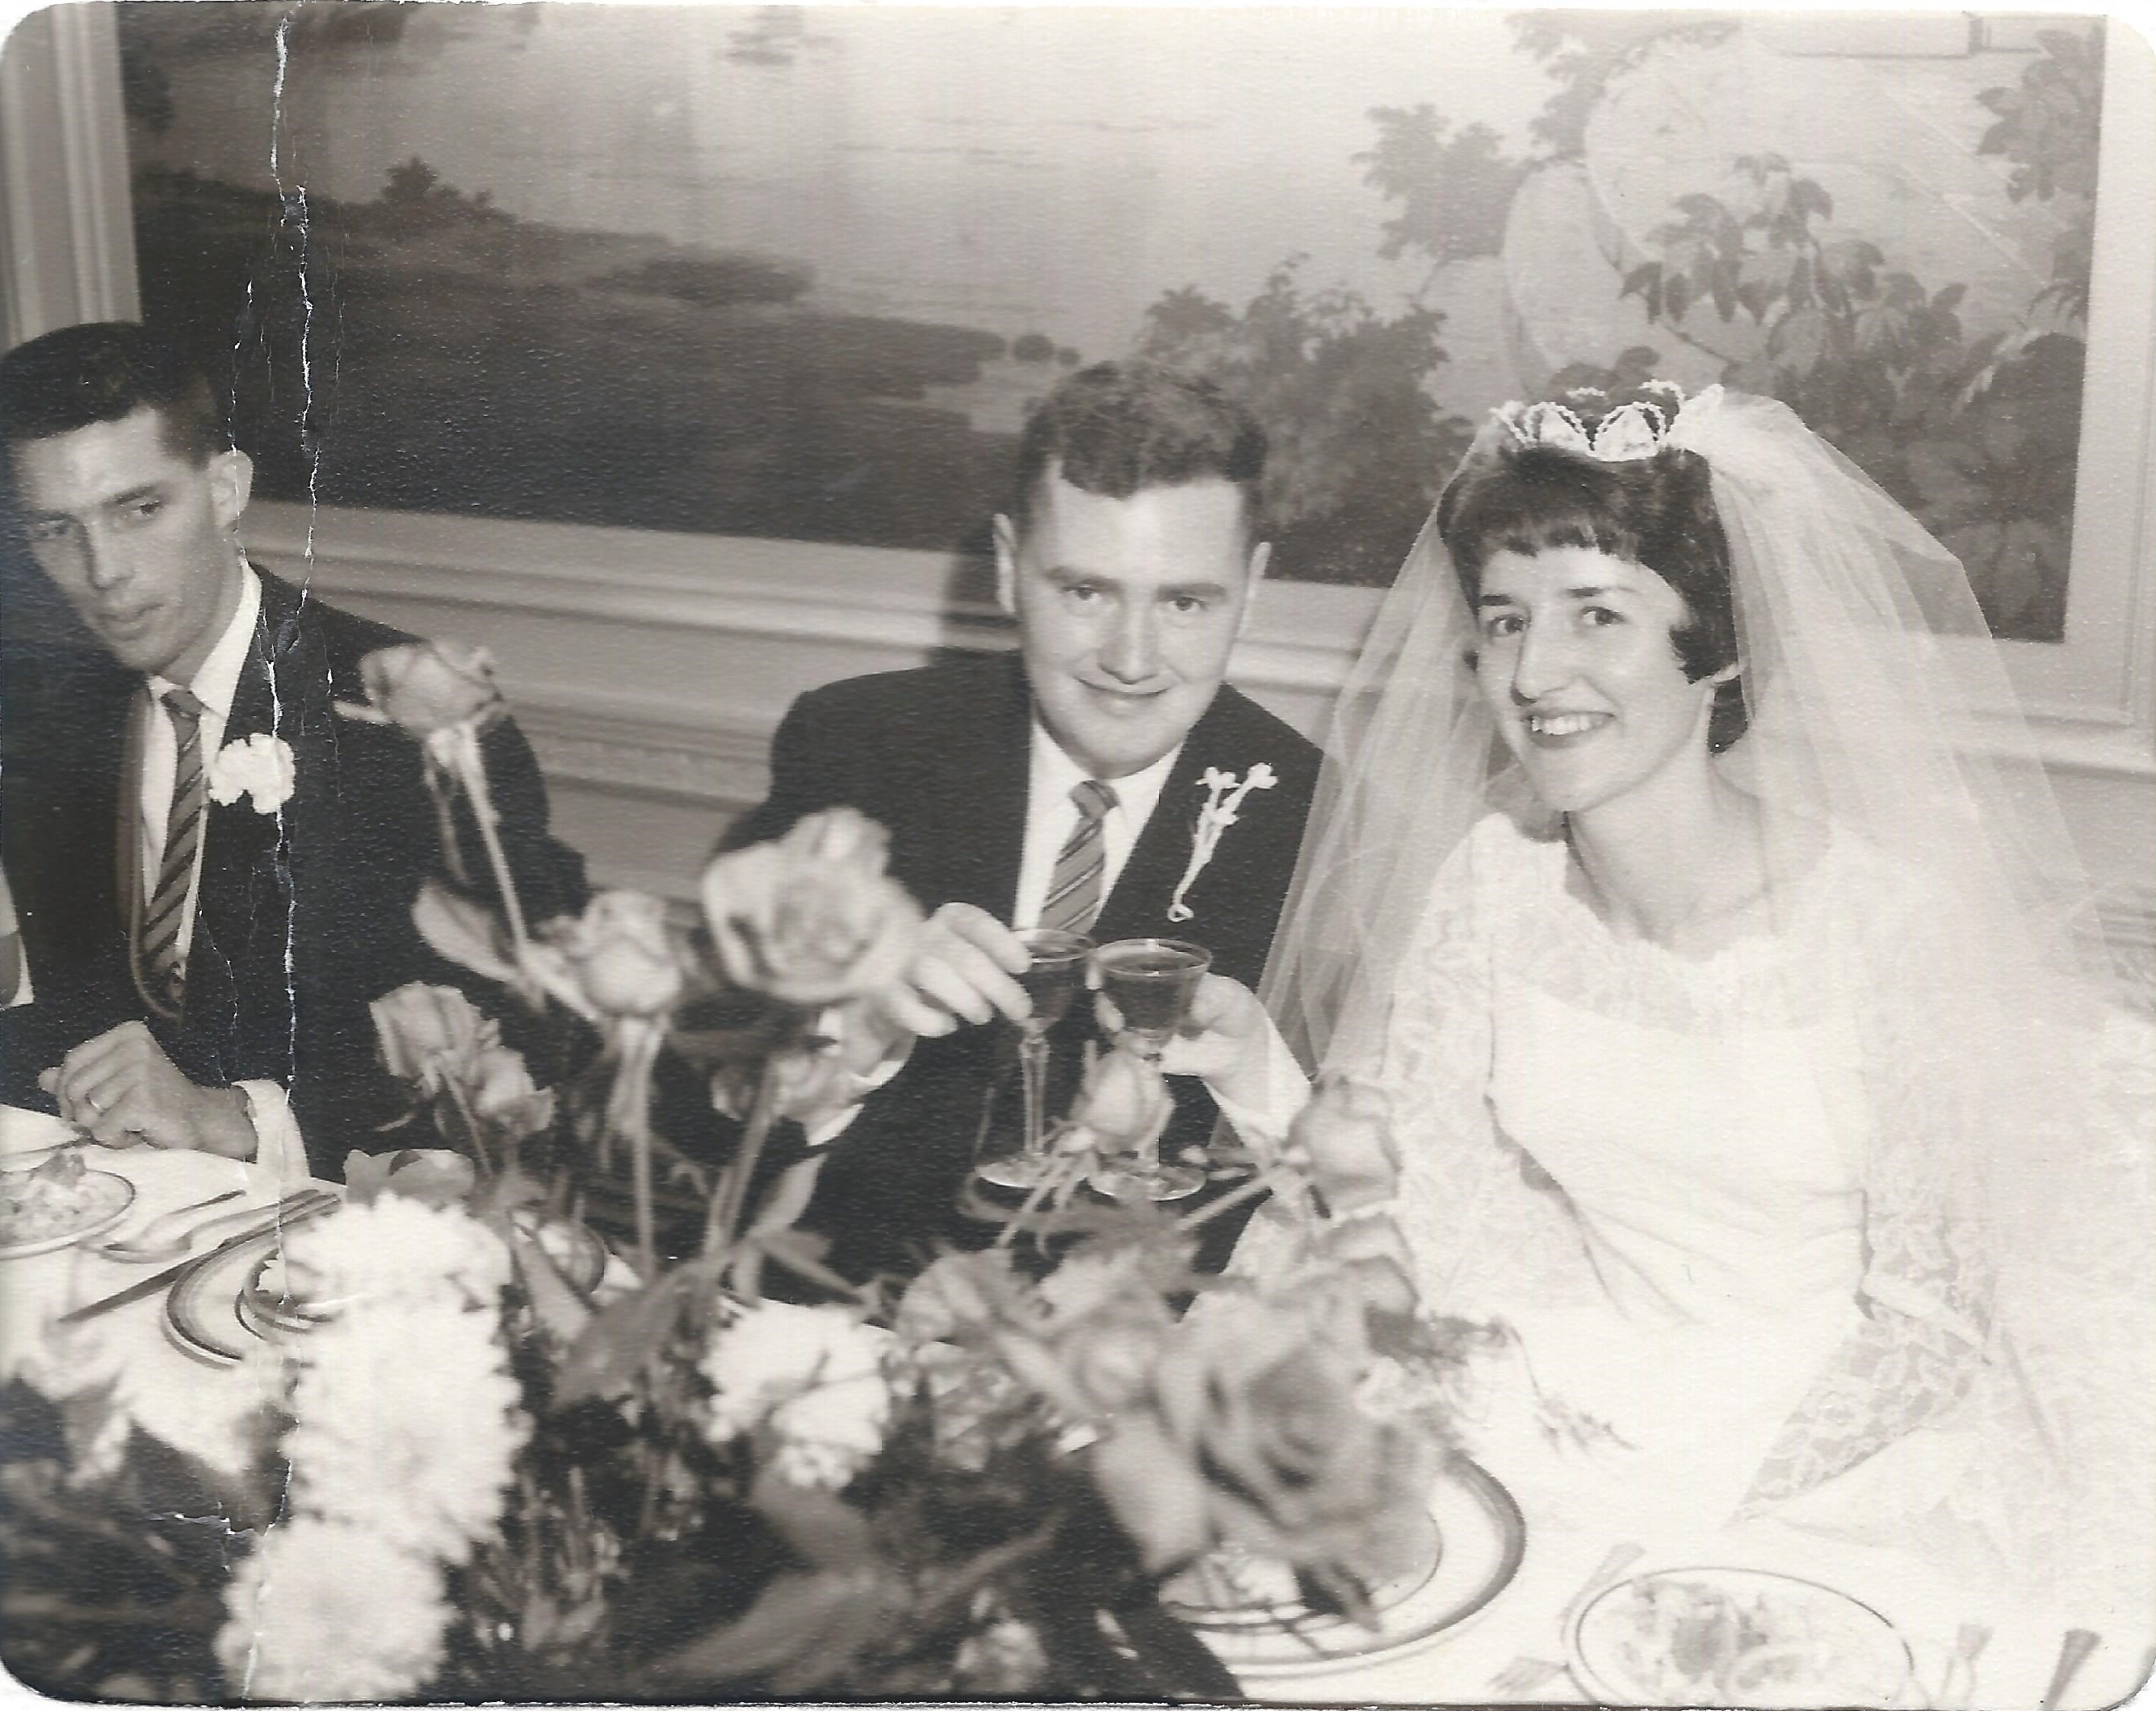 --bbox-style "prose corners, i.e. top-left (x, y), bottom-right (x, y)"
top-left (1245, 805), bottom-right (2152, 1611)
